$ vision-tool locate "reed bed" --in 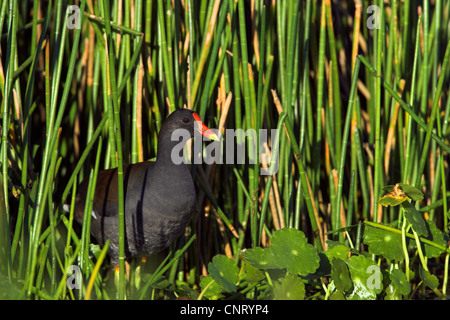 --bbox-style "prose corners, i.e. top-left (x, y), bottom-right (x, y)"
top-left (0, 0), bottom-right (449, 300)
